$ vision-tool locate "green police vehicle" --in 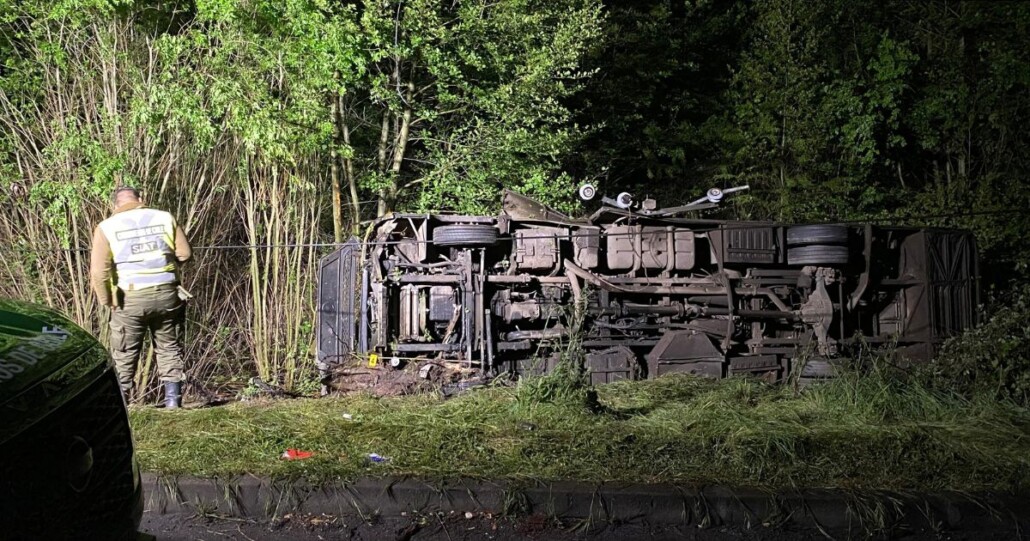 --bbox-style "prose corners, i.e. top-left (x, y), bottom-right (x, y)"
top-left (0, 299), bottom-right (143, 540)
